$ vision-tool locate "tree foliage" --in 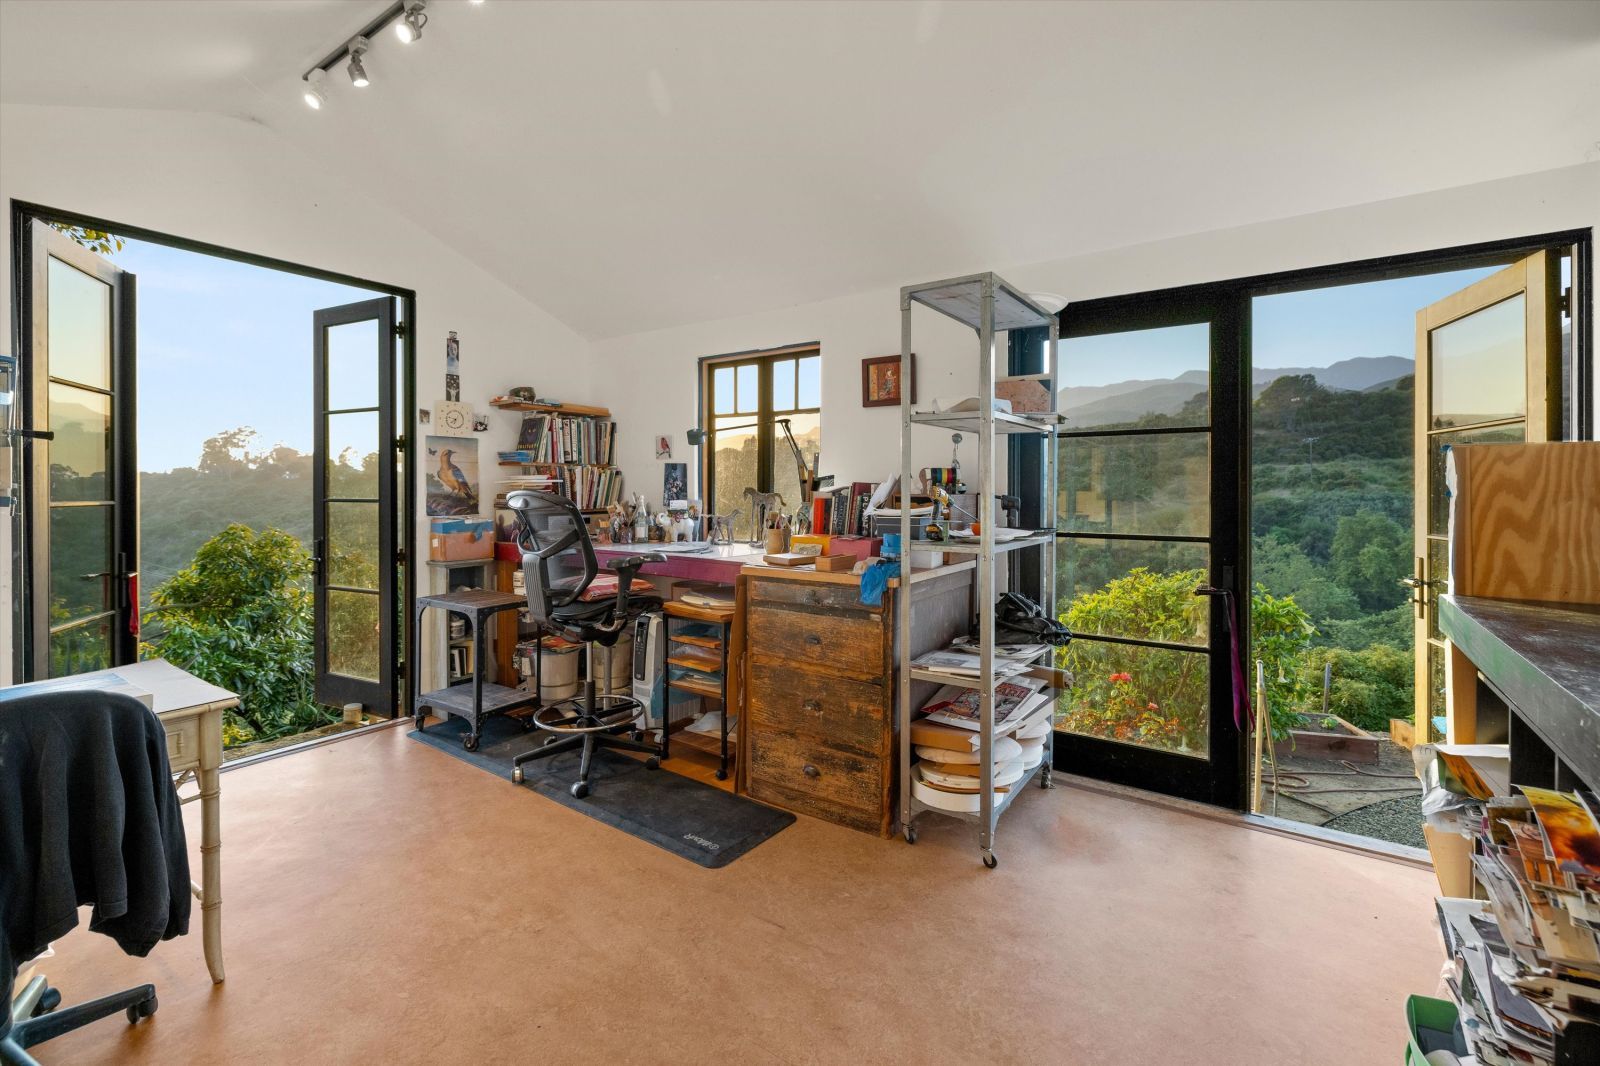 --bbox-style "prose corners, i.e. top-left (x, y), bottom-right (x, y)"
top-left (141, 524), bottom-right (335, 743)
top-left (49, 223), bottom-right (124, 256)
